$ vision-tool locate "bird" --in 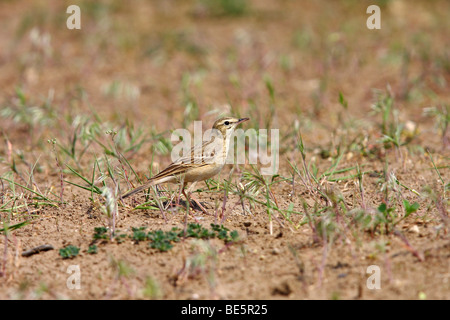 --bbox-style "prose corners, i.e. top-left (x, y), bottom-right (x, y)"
top-left (120, 117), bottom-right (249, 212)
